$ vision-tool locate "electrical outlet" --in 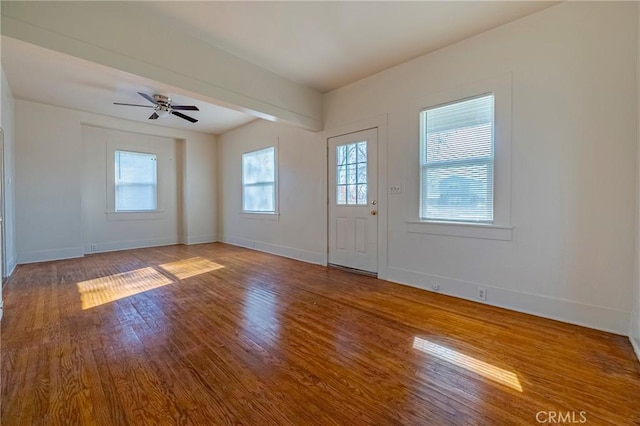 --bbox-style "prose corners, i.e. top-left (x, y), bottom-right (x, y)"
top-left (432, 284), bottom-right (440, 291)
top-left (478, 287), bottom-right (487, 301)
top-left (90, 244), bottom-right (97, 252)
top-left (389, 184), bottom-right (402, 194)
